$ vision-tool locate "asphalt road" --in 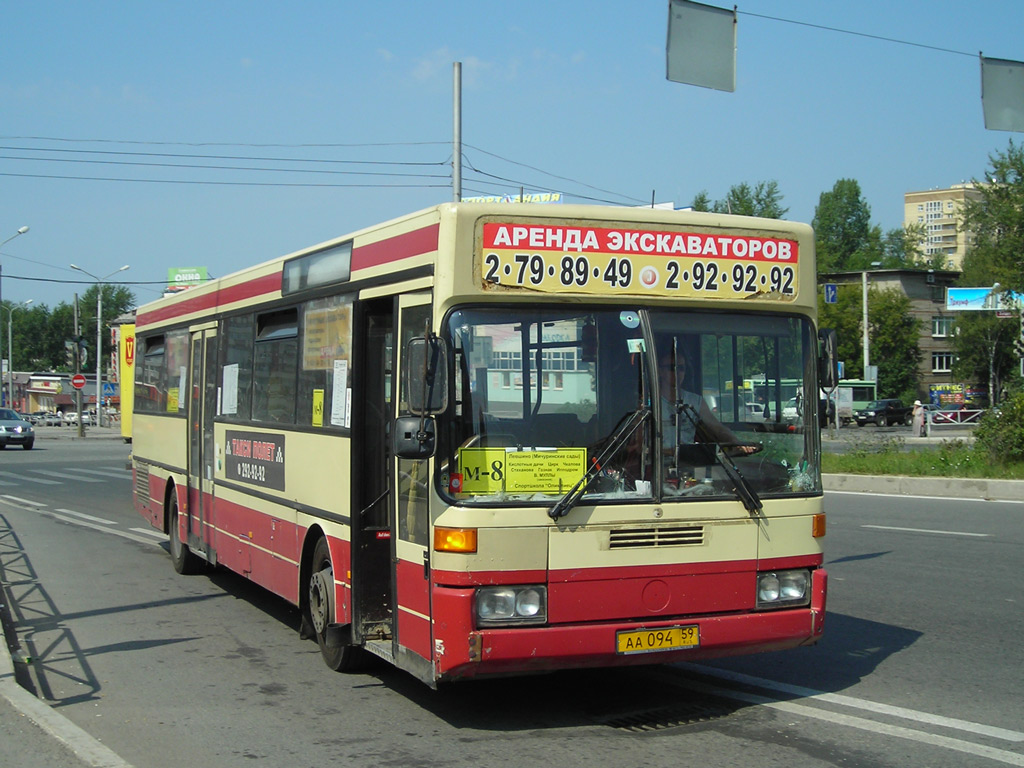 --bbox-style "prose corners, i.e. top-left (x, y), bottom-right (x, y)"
top-left (0, 439), bottom-right (1021, 767)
